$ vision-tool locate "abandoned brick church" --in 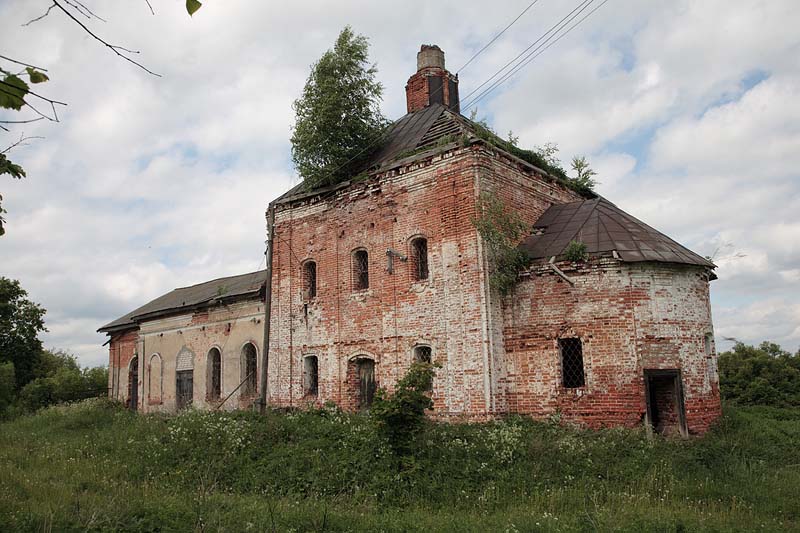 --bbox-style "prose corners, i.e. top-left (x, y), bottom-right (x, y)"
top-left (100, 45), bottom-right (721, 435)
